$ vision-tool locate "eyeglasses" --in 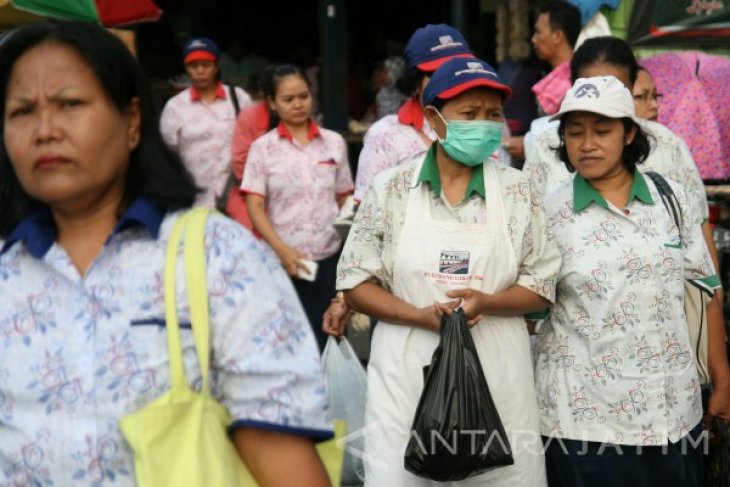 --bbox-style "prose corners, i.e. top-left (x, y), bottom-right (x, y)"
top-left (633, 92), bottom-right (664, 103)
